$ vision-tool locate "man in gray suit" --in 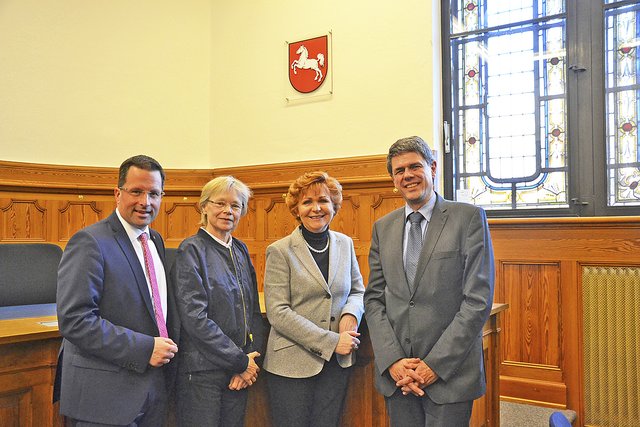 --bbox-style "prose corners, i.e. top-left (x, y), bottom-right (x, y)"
top-left (364, 136), bottom-right (495, 426)
top-left (55, 155), bottom-right (179, 426)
